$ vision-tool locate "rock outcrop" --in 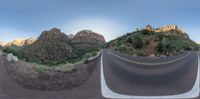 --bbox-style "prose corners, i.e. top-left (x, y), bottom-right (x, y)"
top-left (5, 28), bottom-right (106, 65)
top-left (72, 30), bottom-right (106, 45)
top-left (22, 28), bottom-right (74, 64)
top-left (68, 34), bottom-right (74, 40)
top-left (6, 38), bottom-right (36, 47)
top-left (23, 38), bottom-right (36, 46)
top-left (145, 25), bottom-right (189, 39)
